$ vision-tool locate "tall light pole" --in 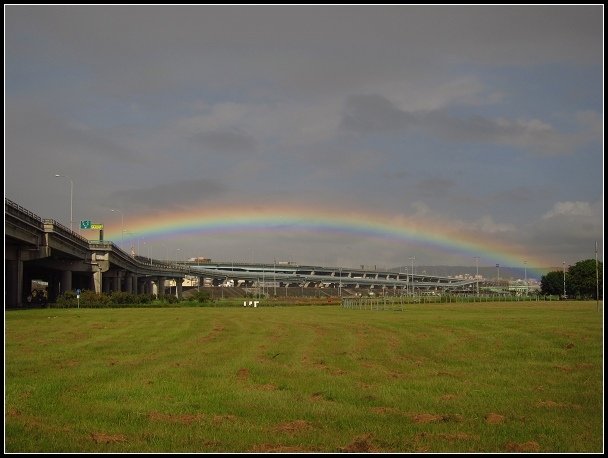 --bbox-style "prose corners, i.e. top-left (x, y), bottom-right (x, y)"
top-left (563, 261), bottom-right (566, 298)
top-left (524, 260), bottom-right (528, 296)
top-left (143, 240), bottom-right (152, 264)
top-left (54, 174), bottom-right (74, 232)
top-left (409, 256), bottom-right (415, 296)
top-left (125, 231), bottom-right (140, 256)
top-left (474, 256), bottom-right (480, 297)
top-left (111, 209), bottom-right (124, 250)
